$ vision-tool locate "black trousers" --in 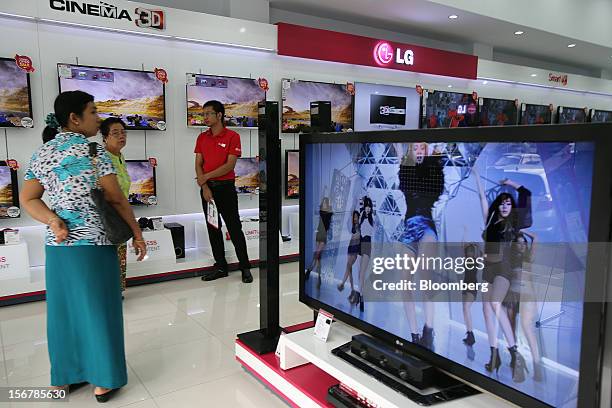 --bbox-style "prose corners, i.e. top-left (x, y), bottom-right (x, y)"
top-left (201, 181), bottom-right (251, 271)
